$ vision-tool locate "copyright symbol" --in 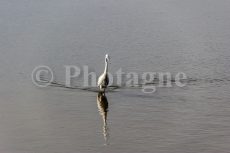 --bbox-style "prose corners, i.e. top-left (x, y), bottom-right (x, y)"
top-left (31, 65), bottom-right (54, 87)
